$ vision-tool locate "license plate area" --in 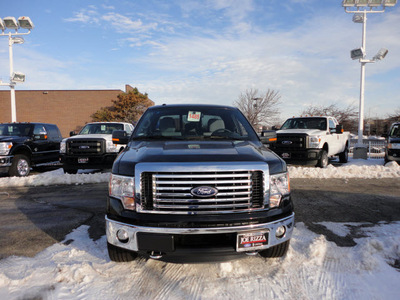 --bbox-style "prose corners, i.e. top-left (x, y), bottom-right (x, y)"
top-left (78, 157), bottom-right (89, 164)
top-left (281, 152), bottom-right (291, 159)
top-left (236, 230), bottom-right (269, 252)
